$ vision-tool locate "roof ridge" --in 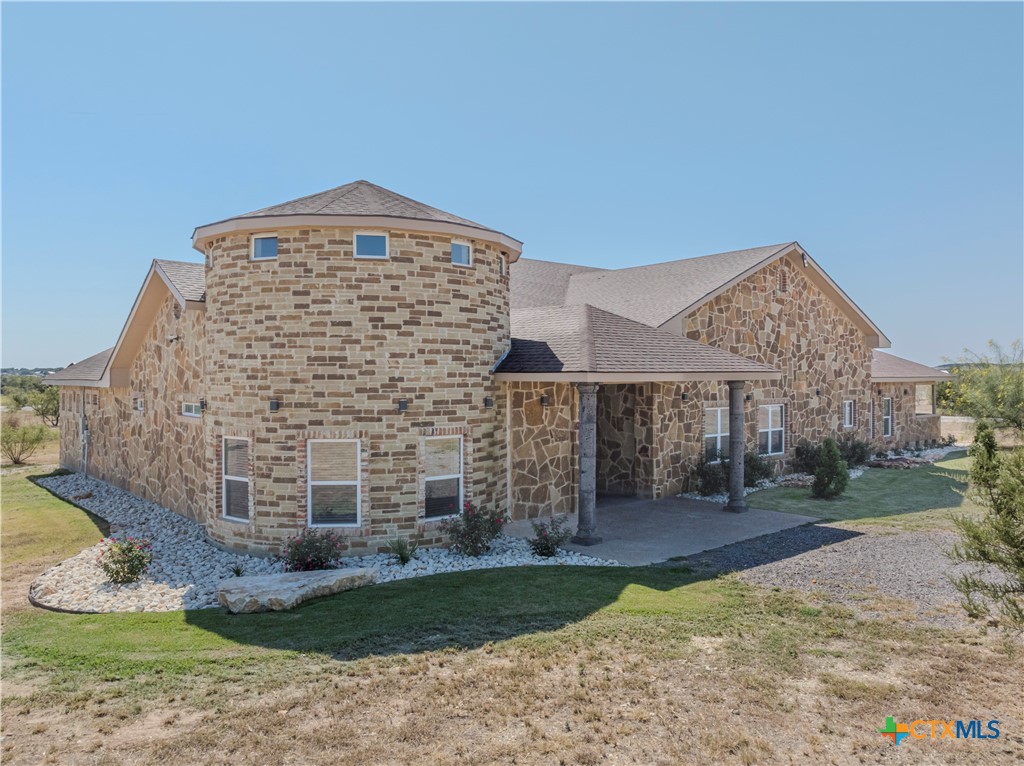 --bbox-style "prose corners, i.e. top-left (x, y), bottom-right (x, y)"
top-left (311, 181), bottom-right (362, 214)
top-left (244, 181), bottom-right (360, 216)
